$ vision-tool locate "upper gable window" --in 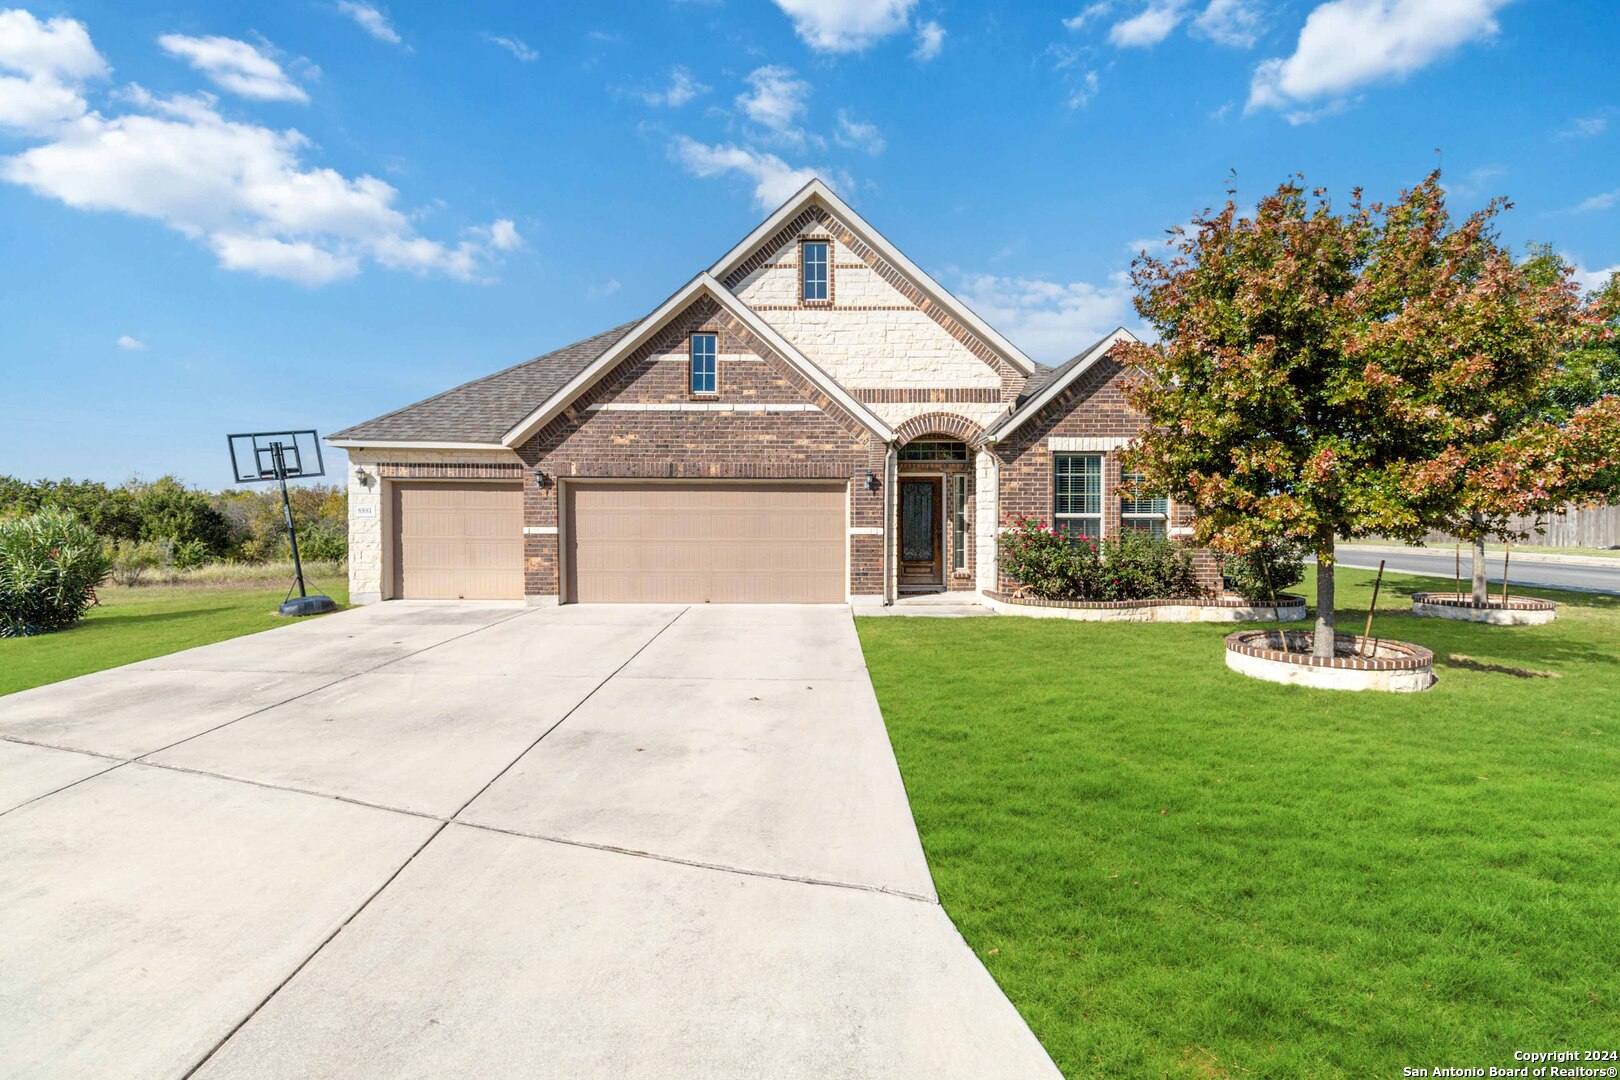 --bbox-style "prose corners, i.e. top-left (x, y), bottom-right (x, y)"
top-left (690, 333), bottom-right (717, 395)
top-left (801, 240), bottom-right (830, 303)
